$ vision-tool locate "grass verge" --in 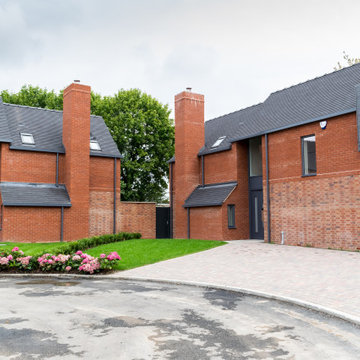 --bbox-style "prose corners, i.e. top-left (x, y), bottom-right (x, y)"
top-left (0, 242), bottom-right (70, 256)
top-left (86, 238), bottom-right (225, 271)
top-left (1, 239), bottom-right (225, 272)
